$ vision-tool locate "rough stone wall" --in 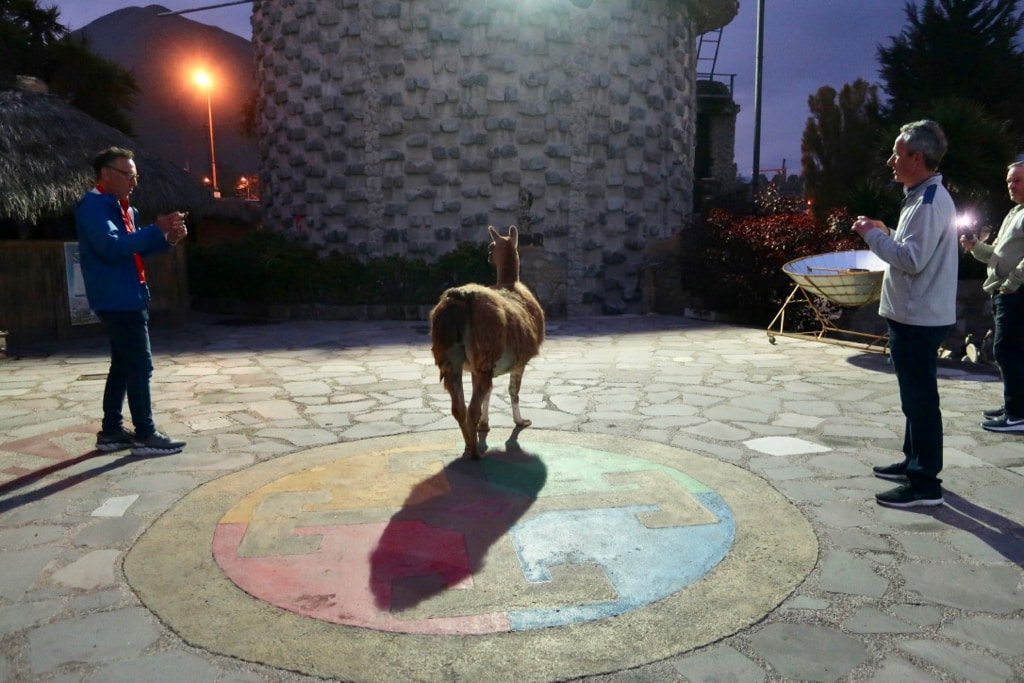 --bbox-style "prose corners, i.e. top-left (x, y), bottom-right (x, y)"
top-left (252, 0), bottom-right (737, 315)
top-left (708, 107), bottom-right (738, 188)
top-left (693, 90), bottom-right (739, 211)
